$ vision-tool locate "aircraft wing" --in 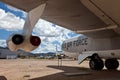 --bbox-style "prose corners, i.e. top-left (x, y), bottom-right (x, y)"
top-left (0, 0), bottom-right (46, 12)
top-left (0, 0), bottom-right (106, 30)
top-left (0, 0), bottom-right (120, 38)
